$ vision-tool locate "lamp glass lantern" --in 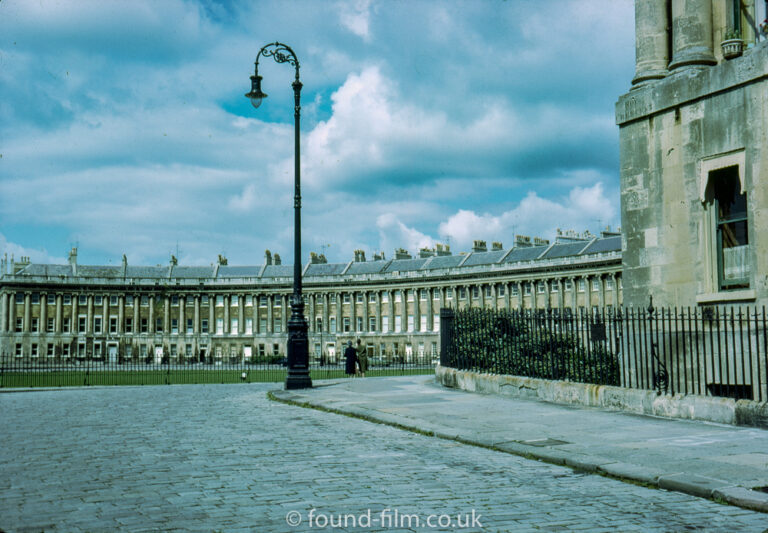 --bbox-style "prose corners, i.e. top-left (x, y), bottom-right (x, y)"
top-left (245, 74), bottom-right (268, 109)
